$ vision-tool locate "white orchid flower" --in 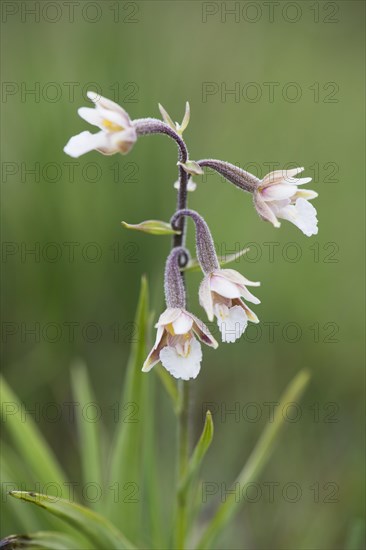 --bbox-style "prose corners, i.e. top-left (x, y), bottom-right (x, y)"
top-left (199, 268), bottom-right (260, 343)
top-left (64, 91), bottom-right (137, 158)
top-left (142, 307), bottom-right (218, 380)
top-left (254, 167), bottom-right (318, 236)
